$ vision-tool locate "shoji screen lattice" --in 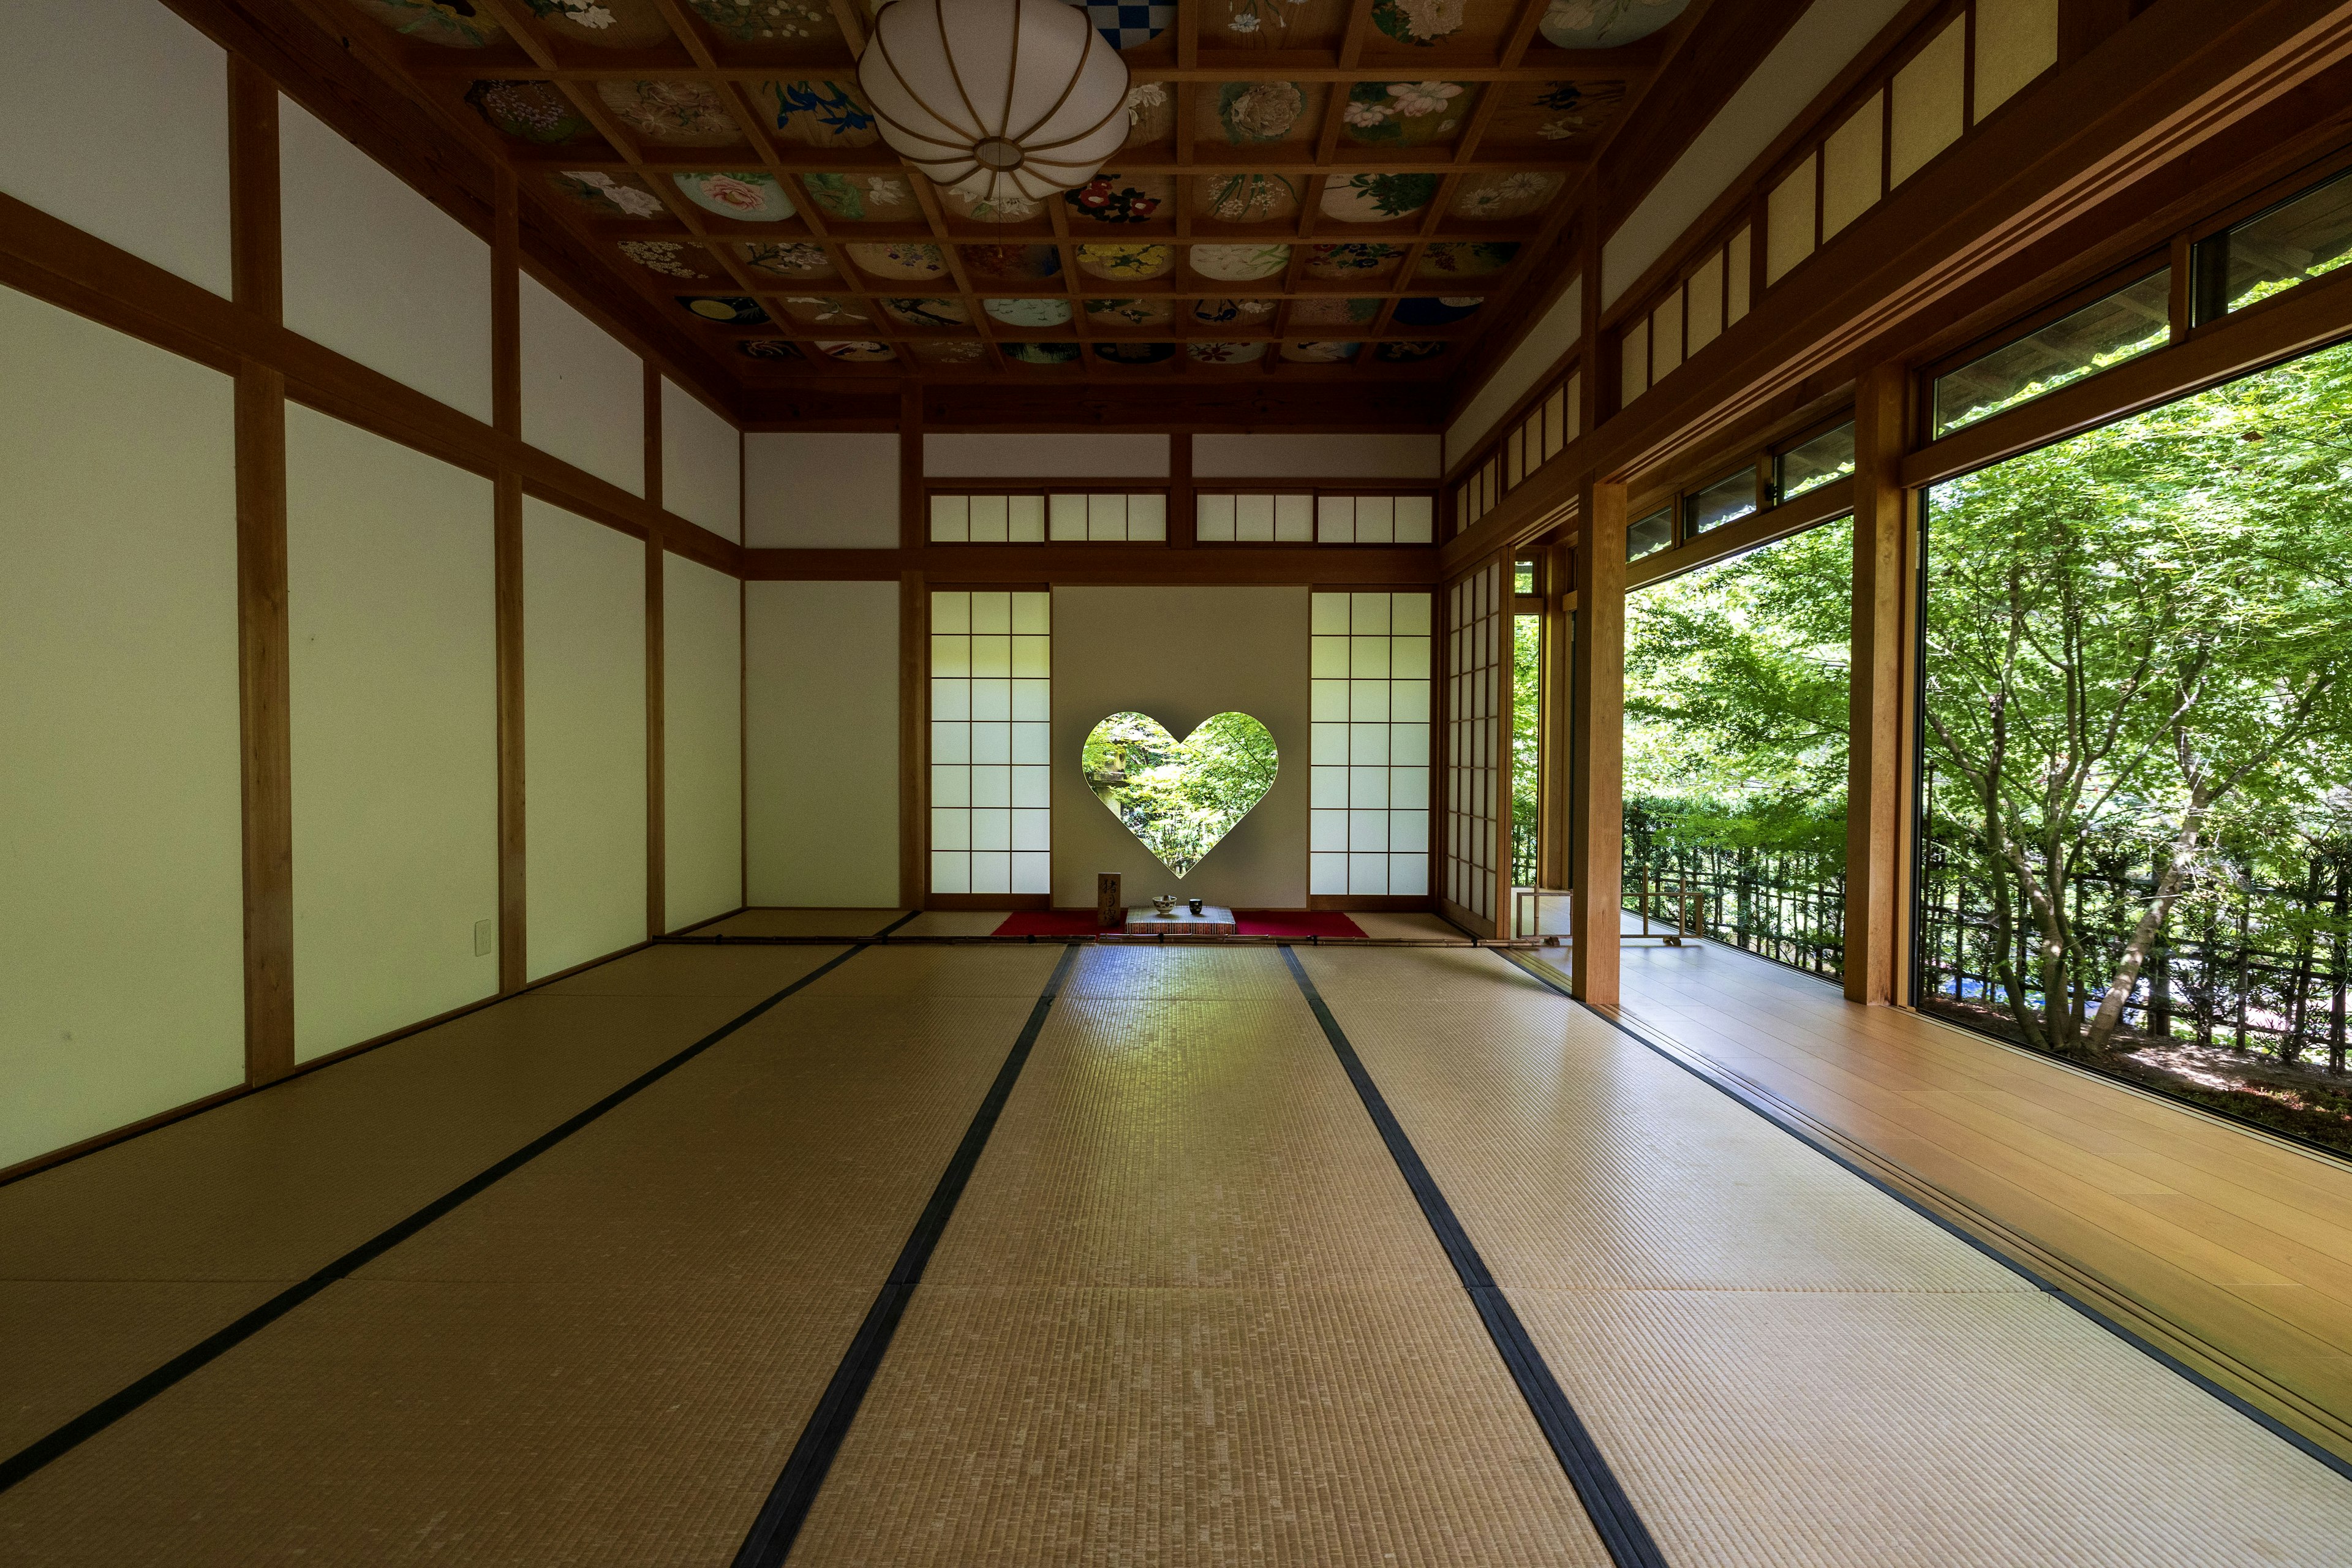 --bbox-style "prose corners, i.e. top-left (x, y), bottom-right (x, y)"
top-left (1444, 565), bottom-right (1503, 923)
top-left (930, 590), bottom-right (1050, 895)
top-left (1310, 592), bottom-right (1433, 897)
